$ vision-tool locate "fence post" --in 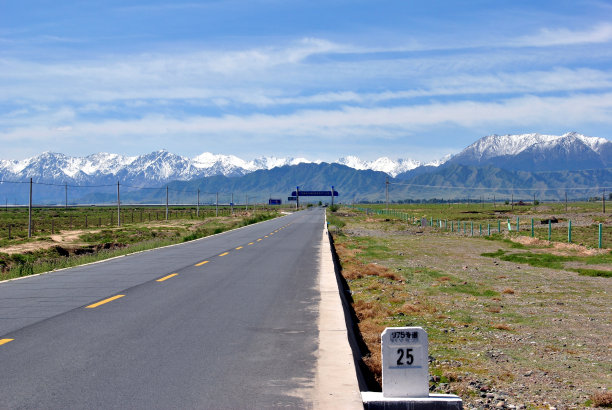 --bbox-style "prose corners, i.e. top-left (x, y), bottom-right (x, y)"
top-left (568, 220), bottom-right (572, 243)
top-left (28, 178), bottom-right (32, 238)
top-left (117, 181), bottom-right (121, 227)
top-left (487, 223), bottom-right (490, 236)
top-left (516, 217), bottom-right (519, 232)
top-left (451, 221), bottom-right (454, 232)
top-left (599, 223), bottom-right (603, 249)
top-left (471, 221), bottom-right (473, 236)
top-left (531, 219), bottom-right (534, 238)
top-left (548, 220), bottom-right (552, 241)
